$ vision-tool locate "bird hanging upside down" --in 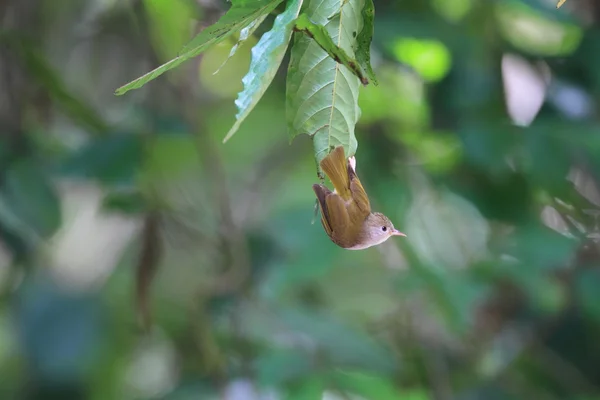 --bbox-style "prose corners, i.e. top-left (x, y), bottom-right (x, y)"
top-left (312, 146), bottom-right (406, 250)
